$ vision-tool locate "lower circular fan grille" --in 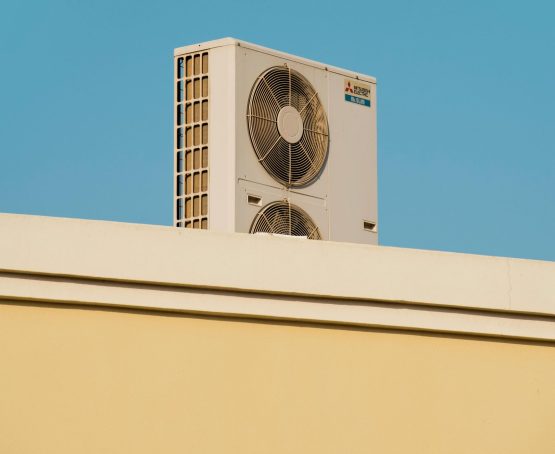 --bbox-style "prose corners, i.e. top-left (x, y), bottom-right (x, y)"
top-left (250, 201), bottom-right (322, 240)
